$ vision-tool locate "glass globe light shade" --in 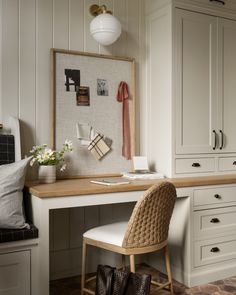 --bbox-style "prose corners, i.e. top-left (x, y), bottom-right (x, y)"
top-left (90, 13), bottom-right (121, 46)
